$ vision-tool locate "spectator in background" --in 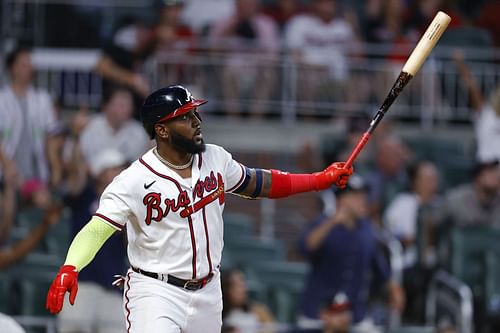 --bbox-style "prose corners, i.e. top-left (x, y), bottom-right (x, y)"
top-left (476, 0), bottom-right (500, 47)
top-left (474, 82), bottom-right (500, 164)
top-left (362, 0), bottom-right (403, 44)
top-left (0, 153), bottom-right (17, 246)
top-left (362, 0), bottom-right (412, 70)
top-left (0, 313), bottom-right (25, 333)
top-left (94, 16), bottom-right (156, 116)
top-left (319, 293), bottom-right (352, 333)
top-left (440, 159), bottom-right (500, 226)
top-left (58, 149), bottom-right (128, 333)
top-left (0, 199), bottom-right (61, 270)
top-left (384, 160), bottom-right (442, 268)
top-left (210, 0), bottom-right (280, 118)
top-left (261, 0), bottom-right (305, 34)
top-left (292, 293), bottom-right (352, 333)
top-left (0, 156), bottom-right (60, 332)
top-left (146, 0), bottom-right (198, 88)
top-left (402, 0), bottom-right (462, 38)
top-left (284, 0), bottom-right (358, 117)
top-left (181, 0), bottom-right (234, 35)
top-left (14, 176), bottom-right (65, 258)
top-left (221, 269), bottom-right (276, 333)
top-left (79, 86), bottom-right (150, 166)
top-left (156, 0), bottom-right (194, 50)
top-left (45, 97), bottom-right (68, 189)
top-left (155, 0), bottom-right (194, 52)
top-left (452, 50), bottom-right (500, 163)
top-left (383, 160), bottom-right (442, 323)
top-left (364, 135), bottom-right (411, 223)
top-left (297, 174), bottom-right (404, 333)
top-left (0, 147), bottom-right (62, 269)
top-left (0, 46), bottom-right (60, 186)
